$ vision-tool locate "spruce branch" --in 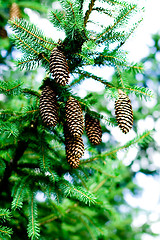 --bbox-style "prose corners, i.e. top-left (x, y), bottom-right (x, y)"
top-left (74, 171), bottom-right (89, 190)
top-left (124, 86), bottom-right (154, 100)
top-left (50, 10), bottom-right (67, 29)
top-left (1, 108), bottom-right (39, 124)
top-left (39, 141), bottom-right (54, 174)
top-left (27, 193), bottom-right (40, 240)
top-left (57, 0), bottom-right (86, 40)
top-left (68, 1), bottom-right (76, 19)
top-left (95, 51), bottom-right (143, 72)
top-left (84, 0), bottom-right (96, 27)
top-left (22, 89), bottom-right (40, 98)
top-left (0, 122), bottom-right (39, 196)
top-left (93, 177), bottom-right (109, 193)
top-left (95, 4), bottom-right (136, 41)
top-left (0, 83), bottom-right (21, 93)
top-left (38, 215), bottom-right (58, 226)
top-left (71, 69), bottom-right (114, 88)
top-left (47, 167), bottom-right (59, 183)
top-left (0, 140), bottom-right (28, 196)
top-left (99, 32), bottom-right (125, 45)
top-left (105, 0), bottom-right (126, 7)
top-left (0, 209), bottom-right (12, 222)
top-left (77, 52), bottom-right (94, 65)
top-left (9, 18), bottom-right (55, 46)
top-left (116, 19), bottom-right (143, 49)
top-left (71, 206), bottom-right (104, 239)
top-left (11, 177), bottom-right (29, 210)
top-left (0, 80), bottom-right (22, 96)
top-left (9, 18), bottom-right (55, 69)
top-left (116, 65), bottom-right (125, 89)
top-left (61, 181), bottom-right (97, 205)
top-left (14, 35), bottom-right (50, 63)
top-left (14, 35), bottom-right (39, 55)
top-left (0, 226), bottom-right (13, 239)
top-left (92, 7), bottom-right (113, 17)
top-left (17, 56), bottom-right (41, 70)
